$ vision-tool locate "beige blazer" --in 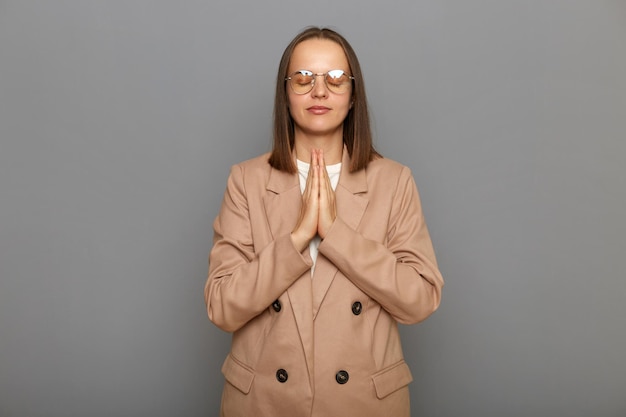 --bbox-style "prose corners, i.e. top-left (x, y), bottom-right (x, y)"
top-left (206, 150), bottom-right (443, 417)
